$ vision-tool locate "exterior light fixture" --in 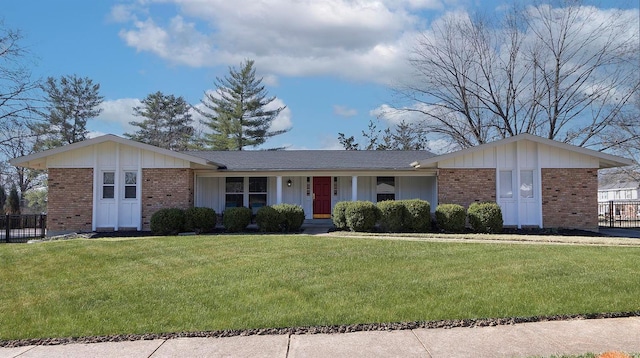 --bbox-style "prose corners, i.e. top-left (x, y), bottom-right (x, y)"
top-left (287, 179), bottom-right (292, 187)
